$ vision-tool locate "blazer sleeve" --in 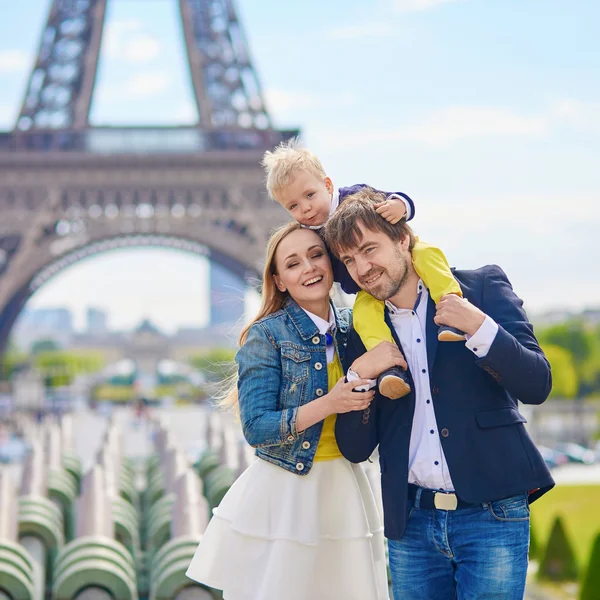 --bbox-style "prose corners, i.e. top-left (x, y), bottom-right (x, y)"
top-left (334, 331), bottom-right (380, 462)
top-left (475, 265), bottom-right (552, 405)
top-left (237, 323), bottom-right (300, 448)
